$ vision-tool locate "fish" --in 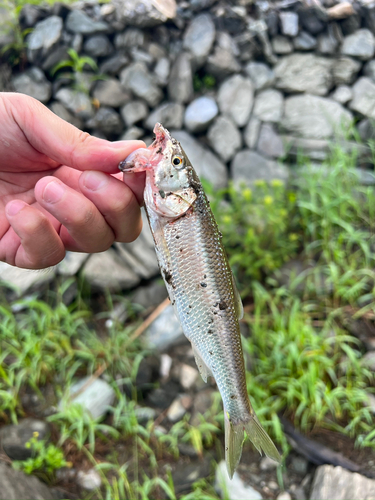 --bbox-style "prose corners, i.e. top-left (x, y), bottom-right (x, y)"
top-left (119, 123), bottom-right (281, 478)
